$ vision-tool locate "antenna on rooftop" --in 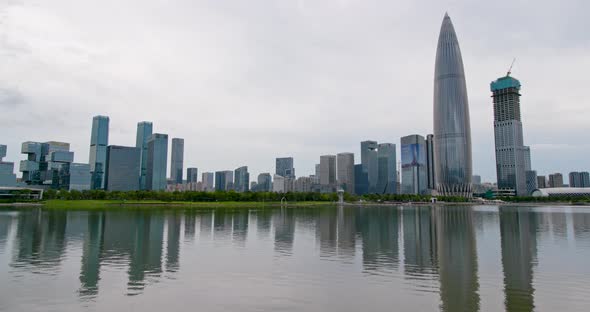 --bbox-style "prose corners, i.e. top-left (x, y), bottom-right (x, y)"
top-left (507, 58), bottom-right (516, 76)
